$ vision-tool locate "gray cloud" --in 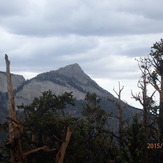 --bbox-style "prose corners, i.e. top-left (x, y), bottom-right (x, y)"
top-left (0, 35), bottom-right (99, 72)
top-left (1, 0), bottom-right (163, 37)
top-left (1, 0), bottom-right (162, 108)
top-left (0, 0), bottom-right (163, 87)
top-left (119, 0), bottom-right (163, 20)
top-left (122, 47), bottom-right (150, 58)
top-left (0, 0), bottom-right (28, 18)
